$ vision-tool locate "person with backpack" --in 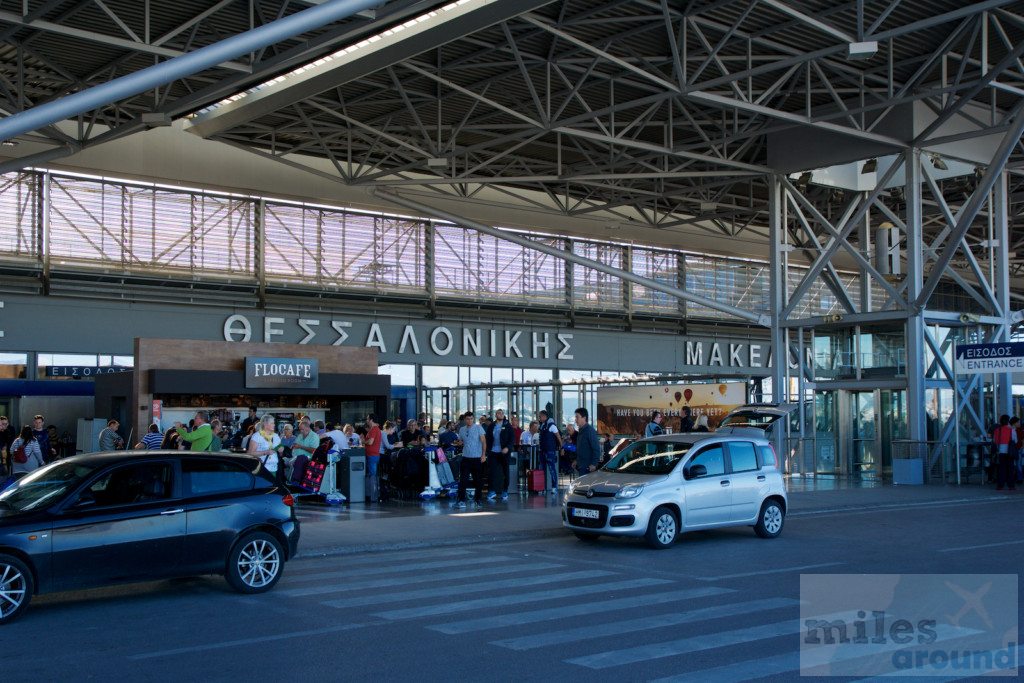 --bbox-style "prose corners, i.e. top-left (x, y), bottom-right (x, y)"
top-left (992, 414), bottom-right (1017, 491)
top-left (11, 425), bottom-right (45, 475)
top-left (537, 409), bottom-right (562, 493)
